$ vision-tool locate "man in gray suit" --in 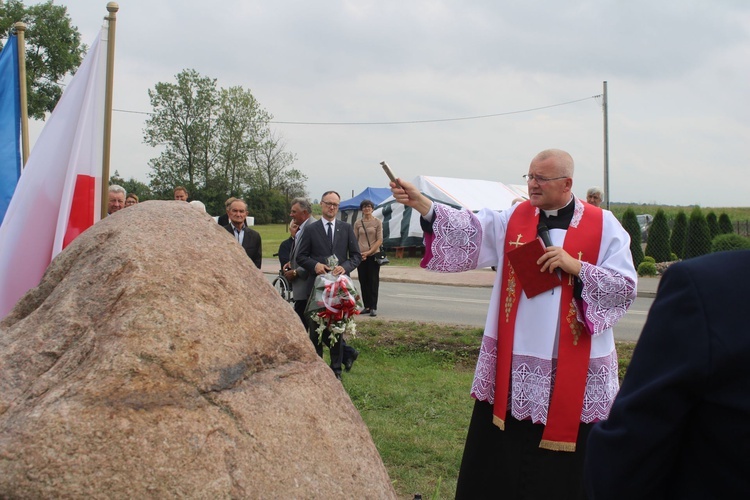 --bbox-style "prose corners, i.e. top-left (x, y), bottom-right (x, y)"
top-left (284, 198), bottom-right (317, 325)
top-left (296, 191), bottom-right (362, 379)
